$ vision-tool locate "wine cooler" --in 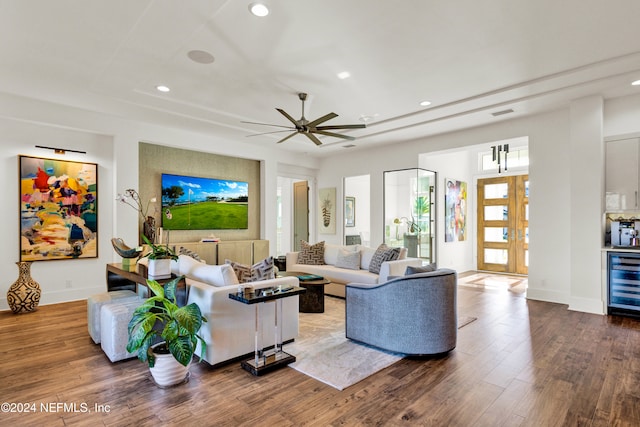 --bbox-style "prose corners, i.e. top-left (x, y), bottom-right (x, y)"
top-left (608, 251), bottom-right (640, 317)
